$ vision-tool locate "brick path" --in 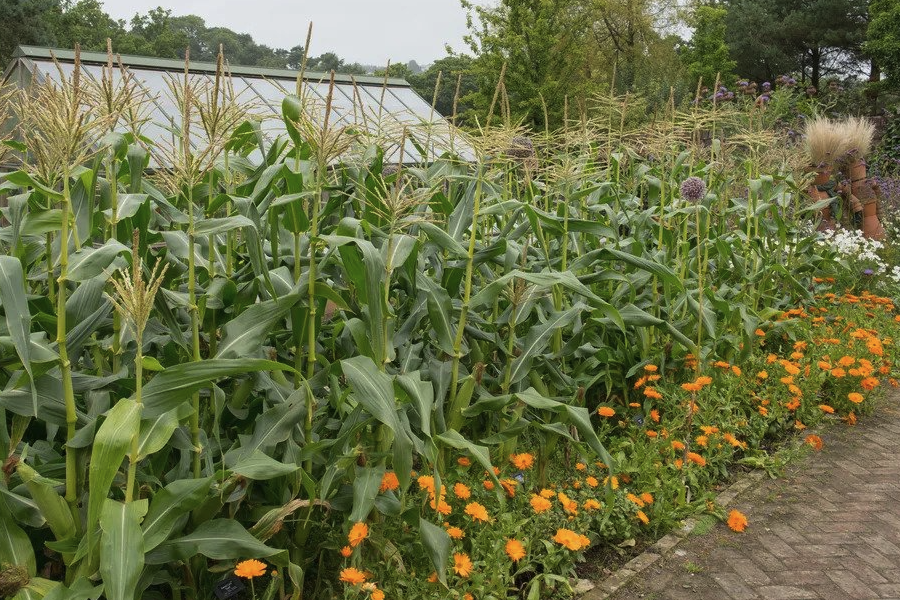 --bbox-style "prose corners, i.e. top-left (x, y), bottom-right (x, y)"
top-left (606, 398), bottom-right (900, 600)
